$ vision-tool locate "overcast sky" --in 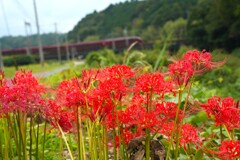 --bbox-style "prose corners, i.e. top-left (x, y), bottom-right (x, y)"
top-left (0, 0), bottom-right (127, 37)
